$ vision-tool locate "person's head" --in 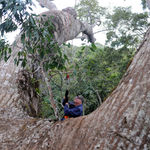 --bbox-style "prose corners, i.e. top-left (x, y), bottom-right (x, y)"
top-left (74, 95), bottom-right (84, 106)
